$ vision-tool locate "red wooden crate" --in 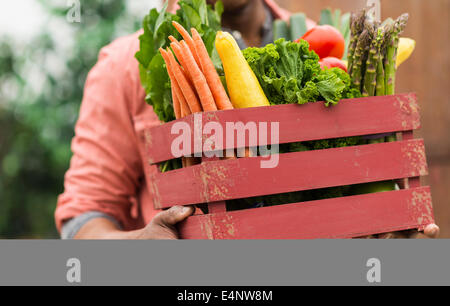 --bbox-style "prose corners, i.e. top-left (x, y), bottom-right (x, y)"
top-left (140, 93), bottom-right (434, 239)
